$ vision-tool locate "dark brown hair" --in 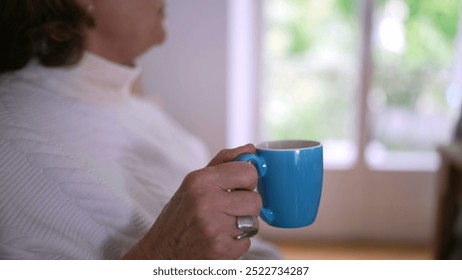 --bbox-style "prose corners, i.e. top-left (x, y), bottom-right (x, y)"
top-left (0, 0), bottom-right (92, 74)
